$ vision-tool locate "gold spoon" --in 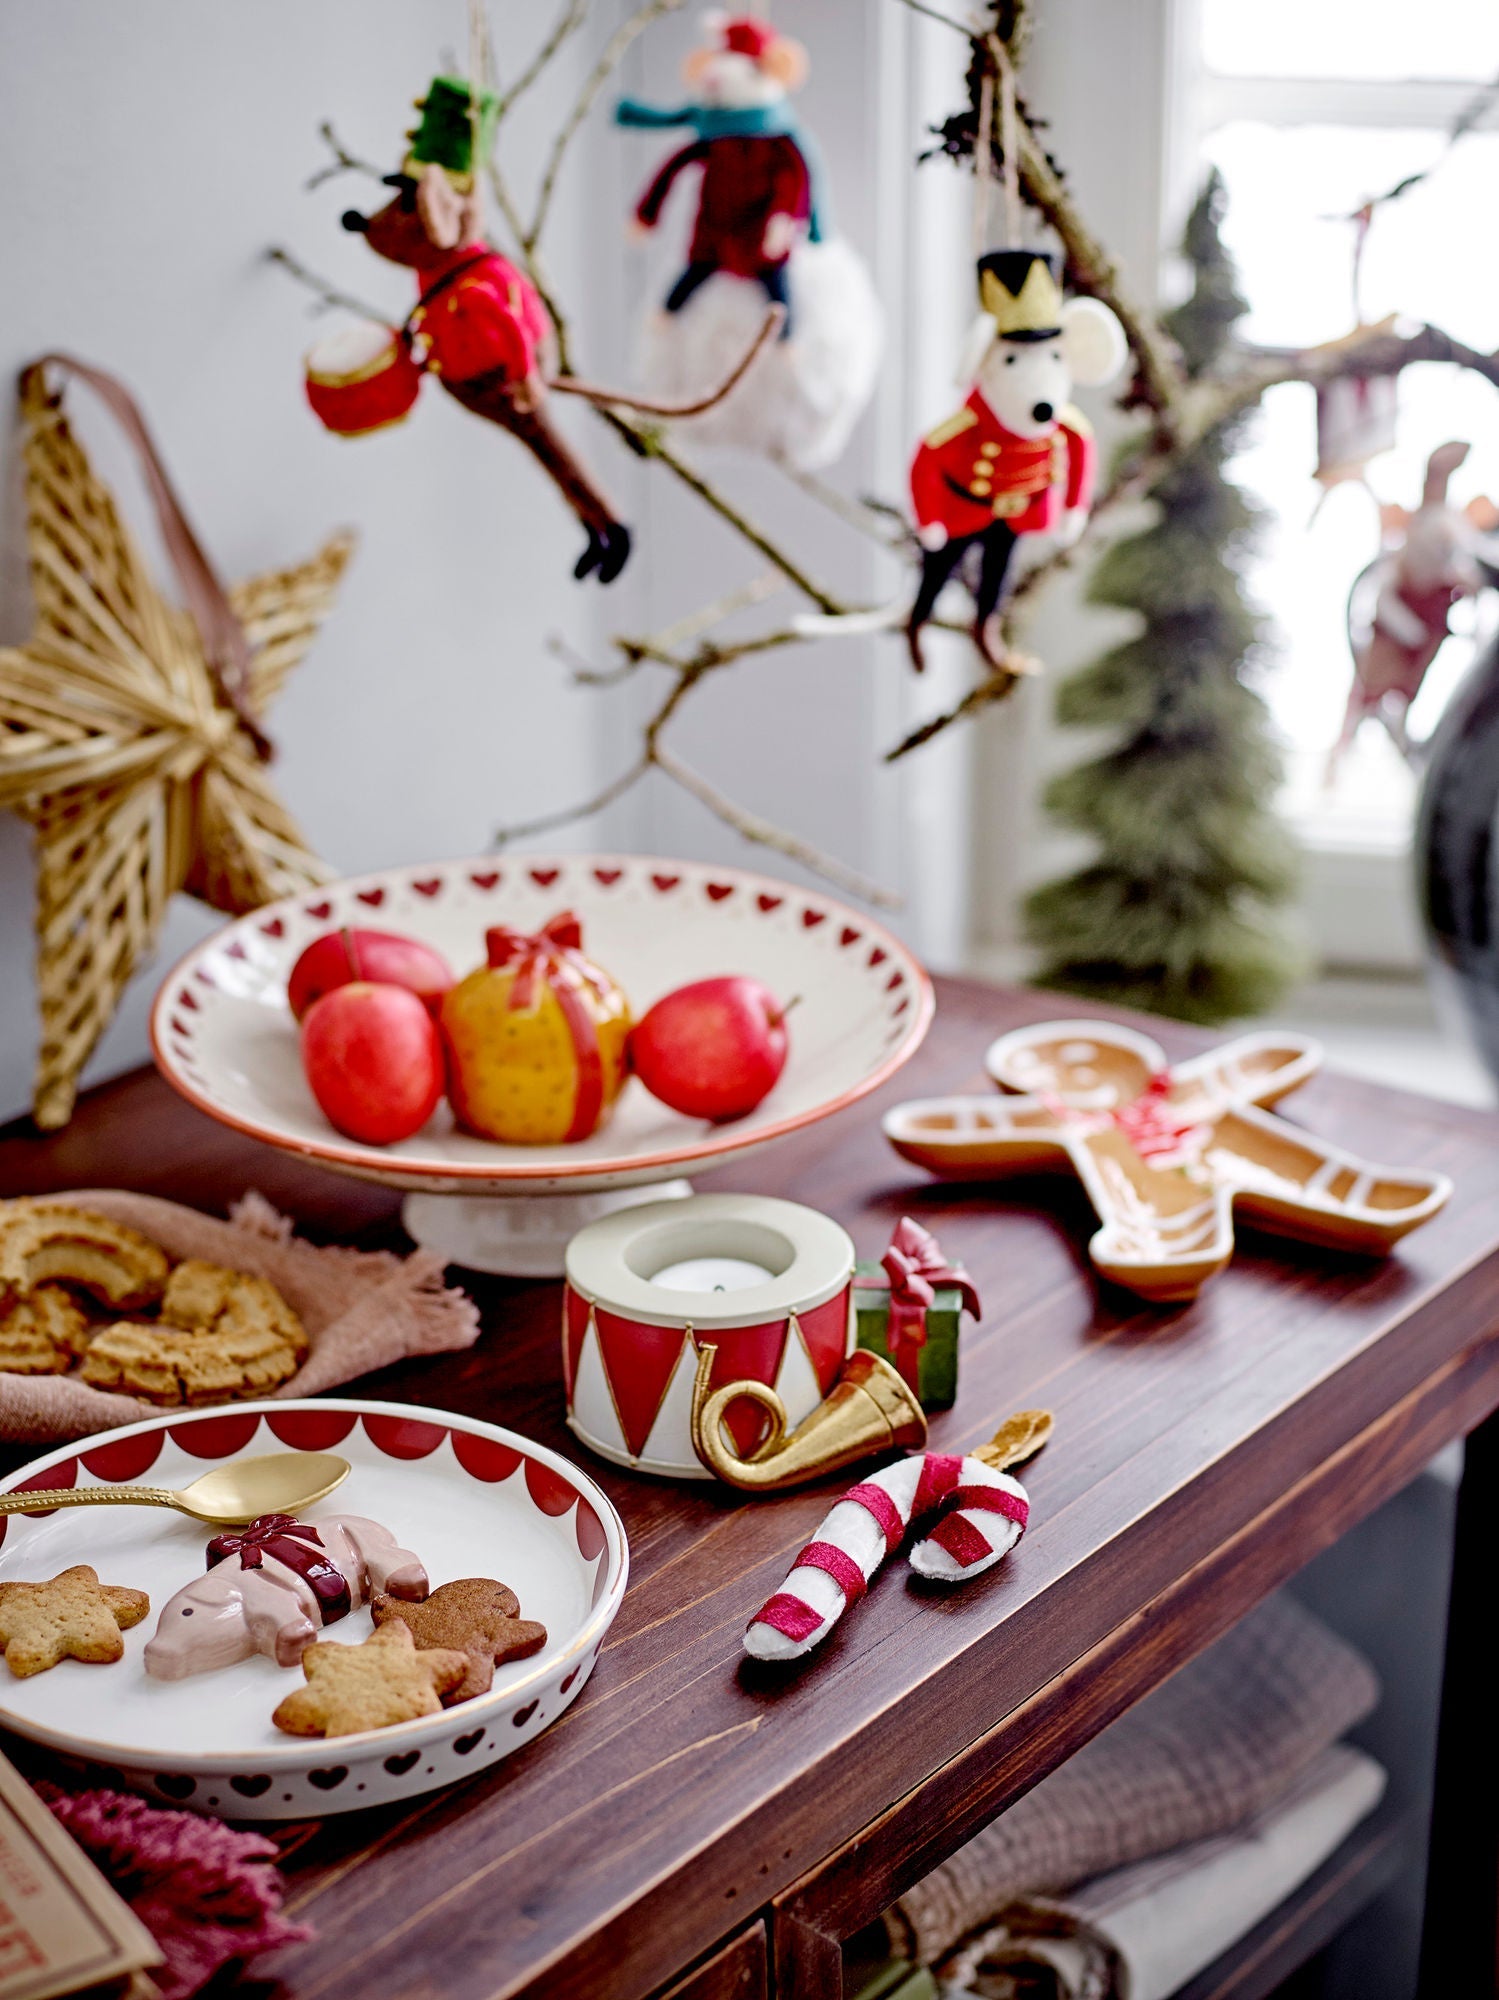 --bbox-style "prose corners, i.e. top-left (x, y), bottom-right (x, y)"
top-left (0, 1451), bottom-right (350, 1525)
